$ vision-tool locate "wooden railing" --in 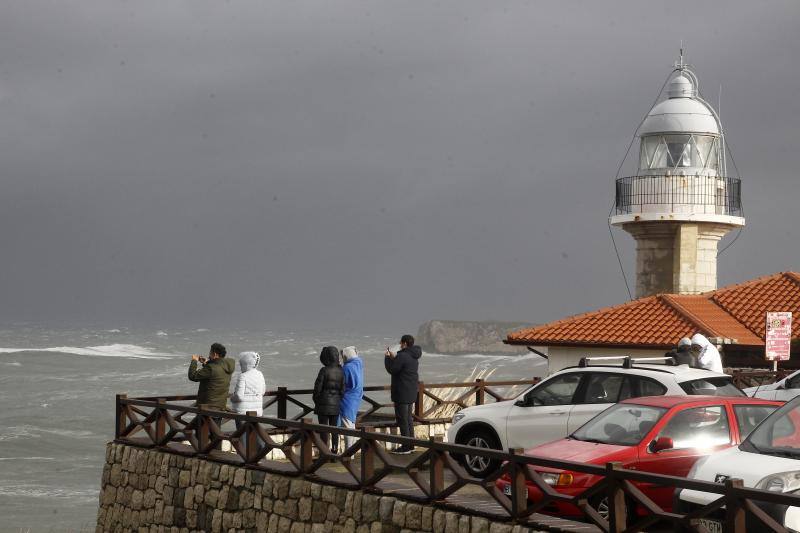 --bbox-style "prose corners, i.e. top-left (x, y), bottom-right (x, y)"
top-left (730, 370), bottom-right (790, 389)
top-left (135, 378), bottom-right (538, 427)
top-left (115, 394), bottom-right (800, 533)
